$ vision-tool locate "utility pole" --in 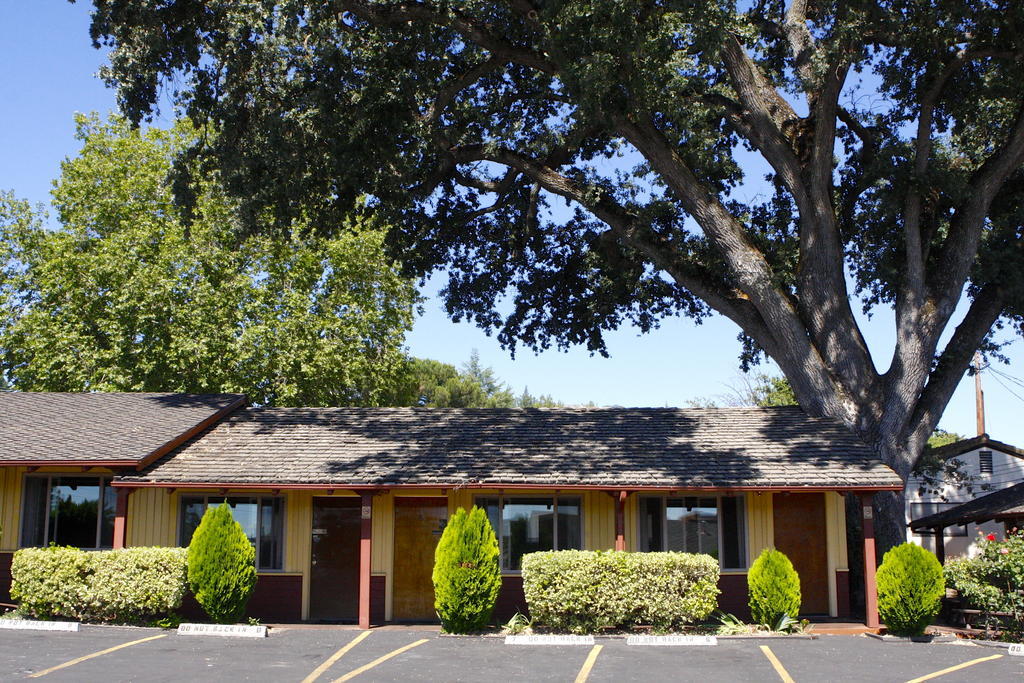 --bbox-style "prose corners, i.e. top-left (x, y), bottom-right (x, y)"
top-left (974, 352), bottom-right (986, 437)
